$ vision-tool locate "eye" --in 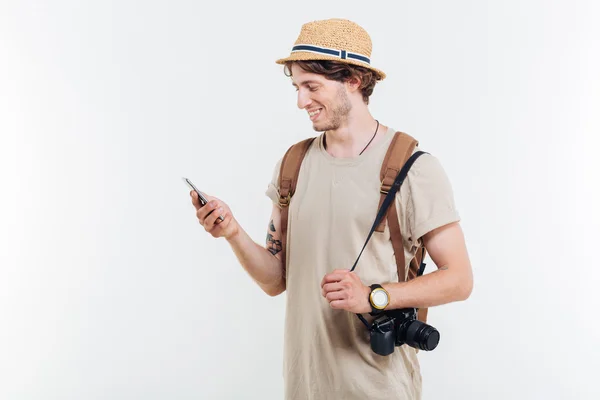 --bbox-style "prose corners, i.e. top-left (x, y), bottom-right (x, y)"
top-left (308, 86), bottom-right (318, 92)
